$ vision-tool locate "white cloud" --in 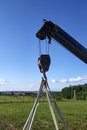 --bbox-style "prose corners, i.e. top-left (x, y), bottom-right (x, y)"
top-left (51, 79), bottom-right (56, 83)
top-left (0, 78), bottom-right (40, 91)
top-left (0, 78), bottom-right (10, 85)
top-left (51, 76), bottom-right (87, 84)
top-left (60, 79), bottom-right (68, 83)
